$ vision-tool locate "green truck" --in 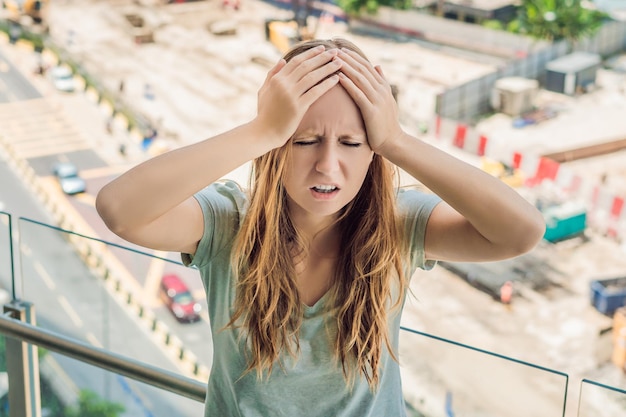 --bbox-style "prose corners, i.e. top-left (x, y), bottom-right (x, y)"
top-left (542, 202), bottom-right (587, 242)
